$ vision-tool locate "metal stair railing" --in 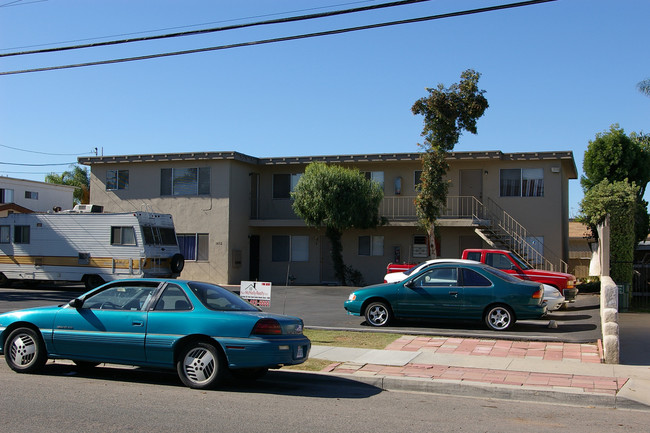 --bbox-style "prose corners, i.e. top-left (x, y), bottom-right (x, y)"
top-left (483, 197), bottom-right (568, 273)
